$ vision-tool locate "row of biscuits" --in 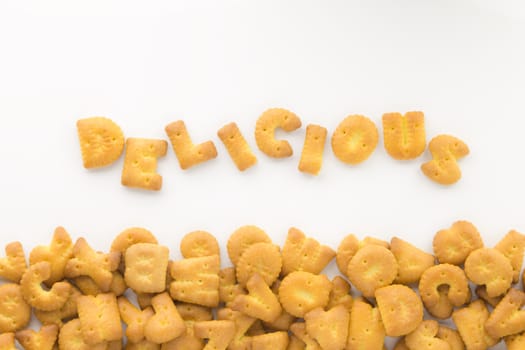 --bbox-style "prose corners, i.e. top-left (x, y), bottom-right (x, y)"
top-left (0, 222), bottom-right (524, 349)
top-left (77, 110), bottom-right (470, 191)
